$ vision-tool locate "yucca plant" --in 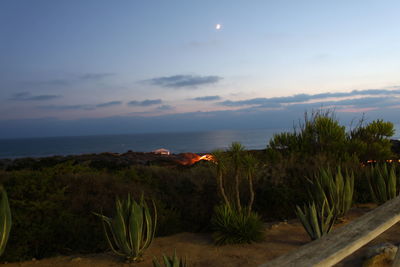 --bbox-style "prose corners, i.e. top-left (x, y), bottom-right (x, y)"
top-left (153, 250), bottom-right (187, 267)
top-left (296, 200), bottom-right (336, 240)
top-left (211, 204), bottom-right (264, 245)
top-left (94, 194), bottom-right (157, 262)
top-left (308, 167), bottom-right (354, 218)
top-left (367, 164), bottom-right (397, 204)
top-left (0, 186), bottom-right (11, 256)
